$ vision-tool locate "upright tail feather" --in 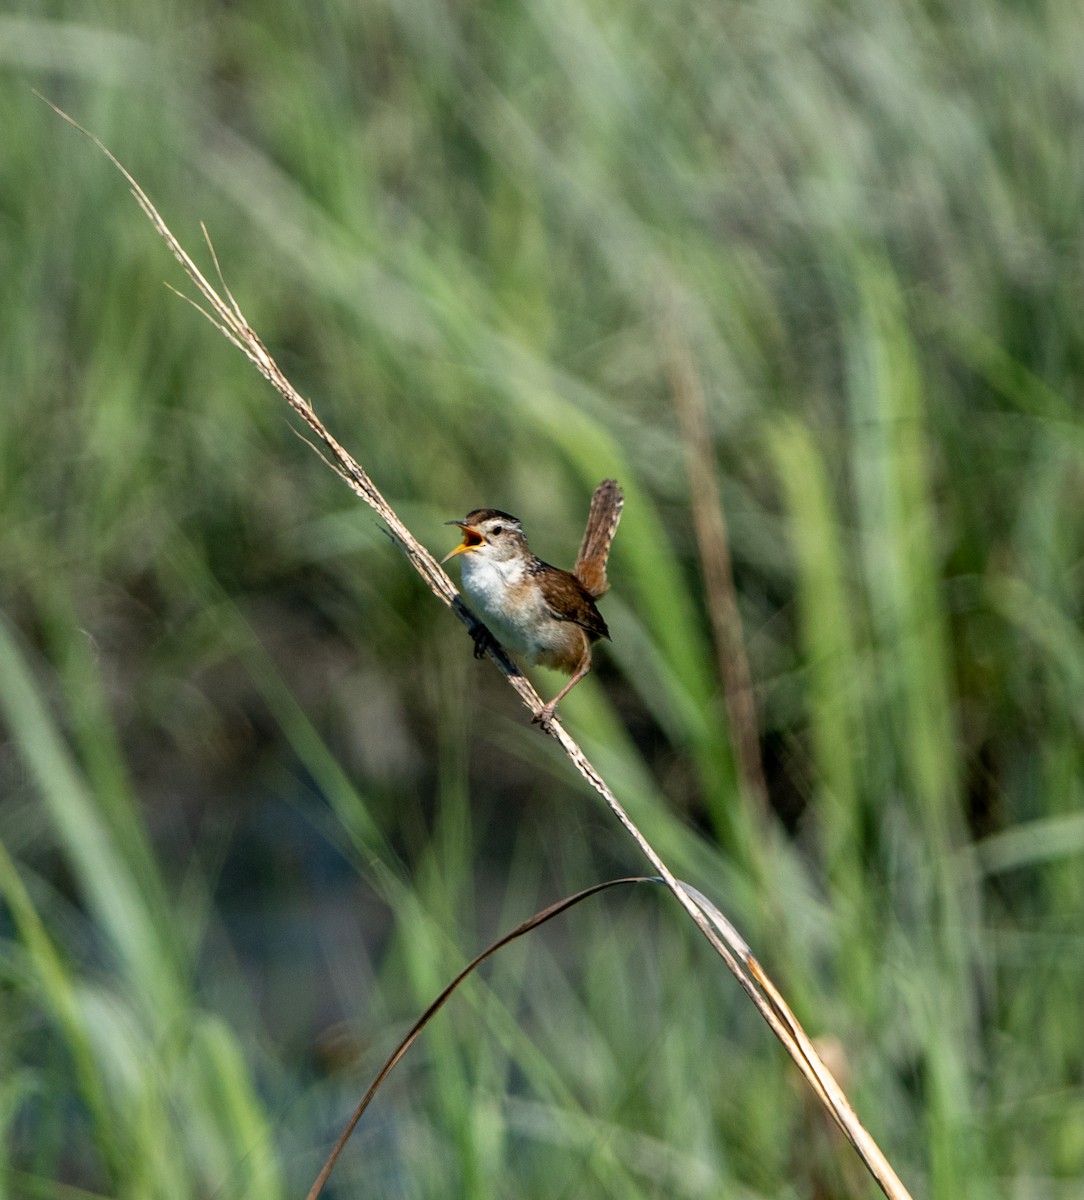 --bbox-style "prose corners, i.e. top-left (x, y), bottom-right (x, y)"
top-left (574, 479), bottom-right (623, 598)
